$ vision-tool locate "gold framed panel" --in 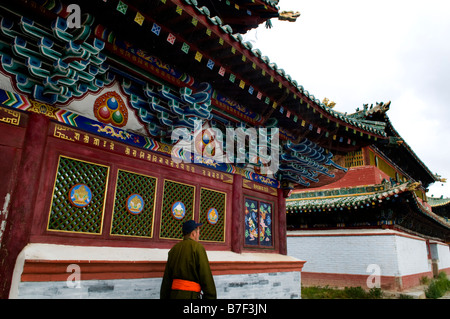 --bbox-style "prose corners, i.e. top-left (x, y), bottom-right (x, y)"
top-left (110, 169), bottom-right (158, 239)
top-left (47, 155), bottom-right (110, 235)
top-left (199, 187), bottom-right (227, 243)
top-left (159, 179), bottom-right (196, 240)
